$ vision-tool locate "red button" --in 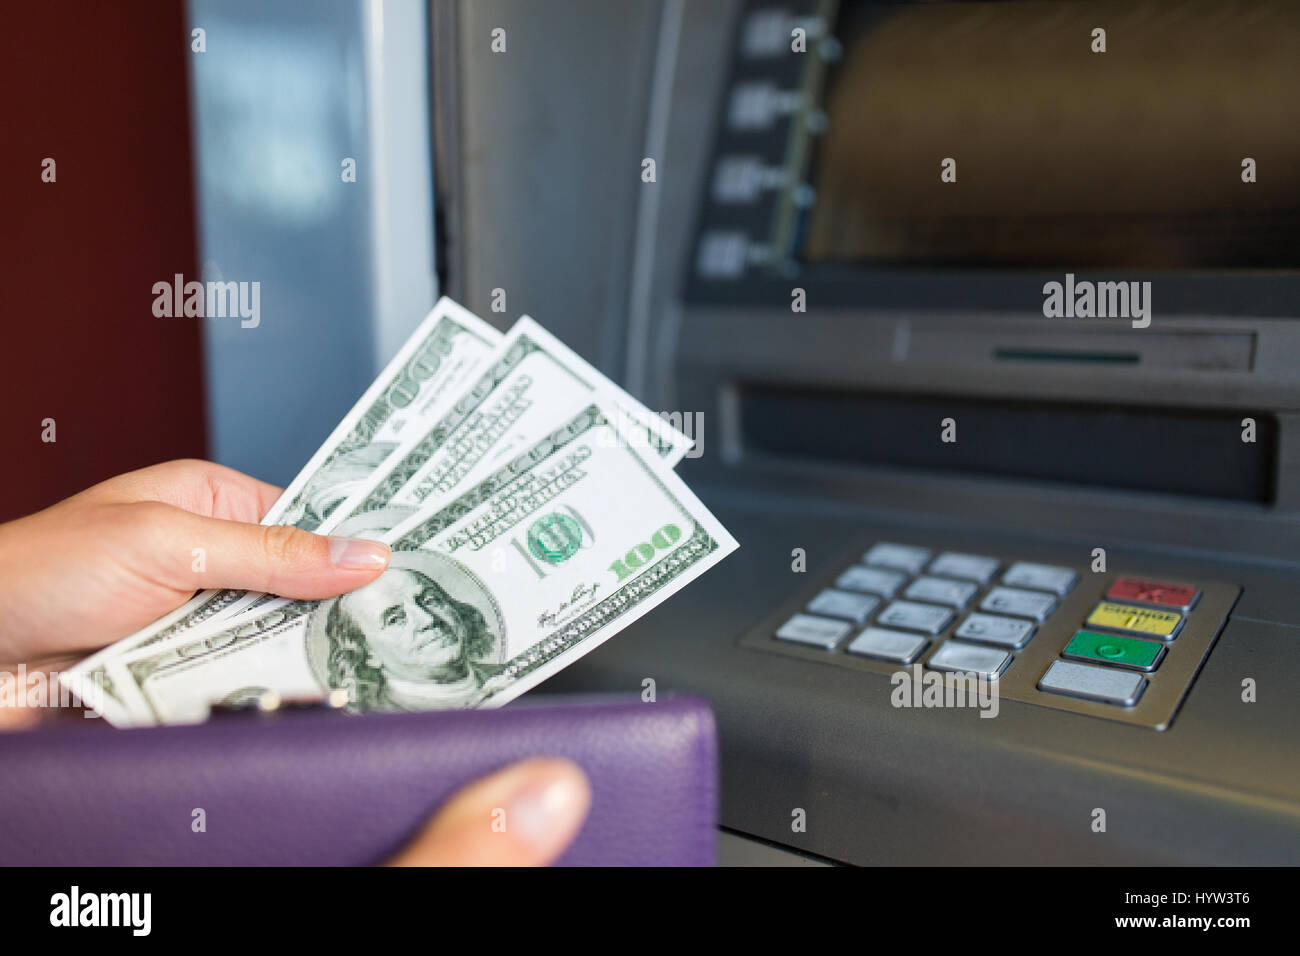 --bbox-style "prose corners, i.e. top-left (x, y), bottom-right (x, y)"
top-left (1106, 577), bottom-right (1200, 611)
